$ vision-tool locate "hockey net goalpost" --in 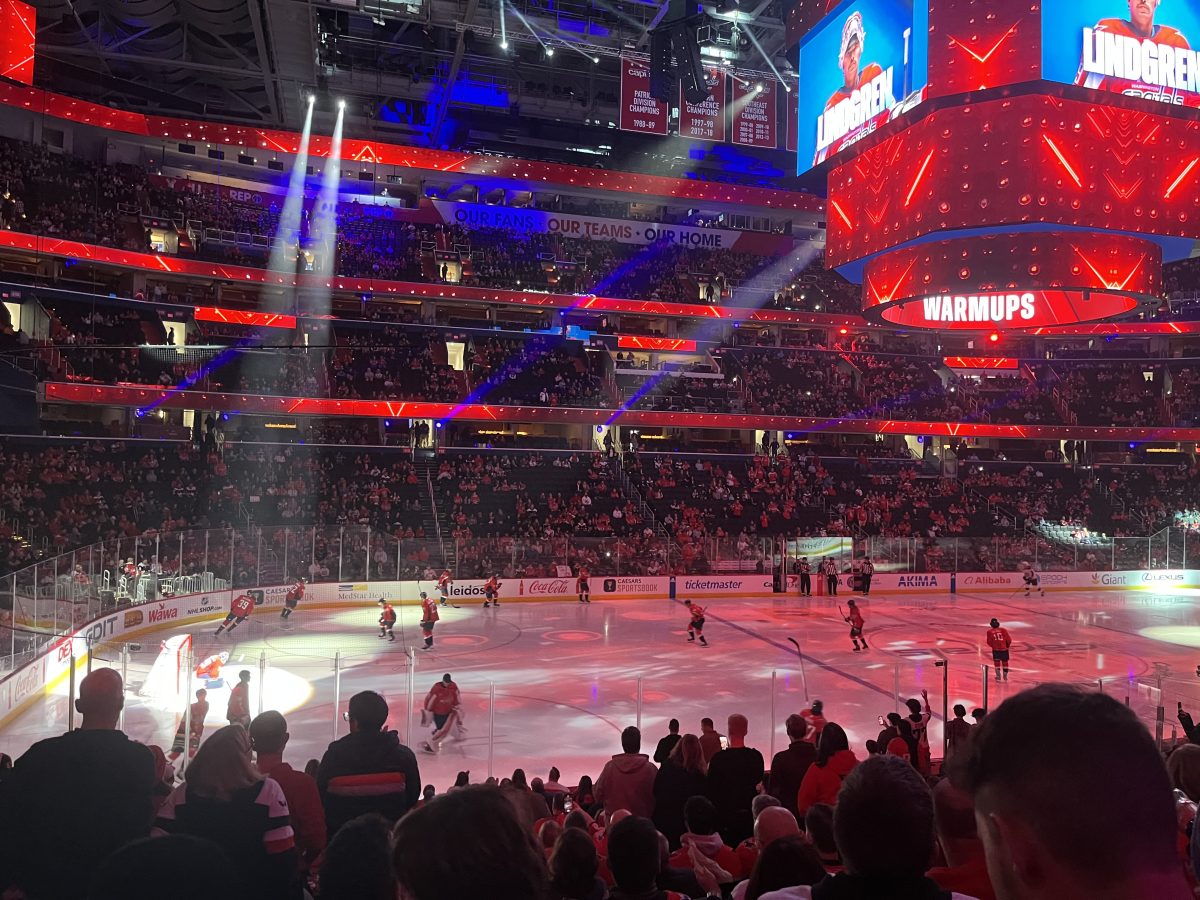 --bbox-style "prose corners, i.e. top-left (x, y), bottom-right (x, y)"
top-left (139, 633), bottom-right (193, 711)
